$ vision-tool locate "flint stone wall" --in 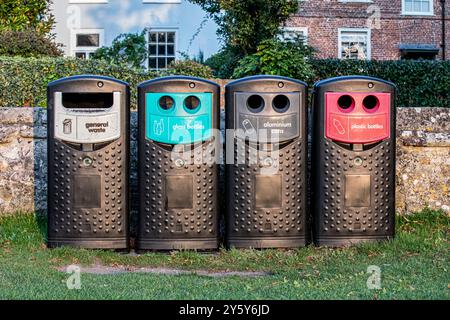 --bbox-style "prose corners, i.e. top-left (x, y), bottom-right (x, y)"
top-left (0, 107), bottom-right (448, 216)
